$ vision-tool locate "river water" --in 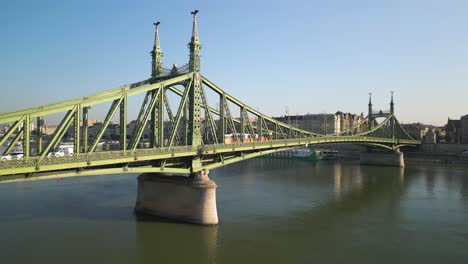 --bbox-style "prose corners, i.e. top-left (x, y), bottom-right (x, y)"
top-left (0, 159), bottom-right (467, 264)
